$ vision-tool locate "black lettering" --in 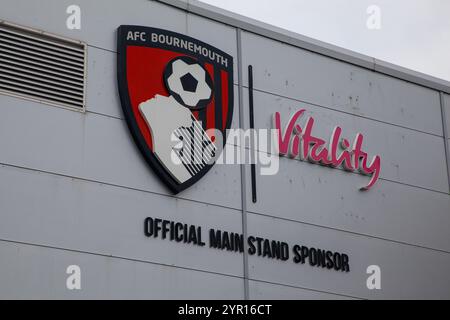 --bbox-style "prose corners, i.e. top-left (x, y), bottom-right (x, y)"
top-left (154, 218), bottom-right (162, 238)
top-left (222, 231), bottom-right (231, 251)
top-left (341, 254), bottom-right (350, 272)
top-left (170, 221), bottom-right (175, 241)
top-left (230, 232), bottom-right (235, 250)
top-left (256, 237), bottom-right (264, 256)
top-left (317, 249), bottom-right (326, 268)
top-left (183, 224), bottom-right (188, 243)
top-left (281, 242), bottom-right (289, 261)
top-left (175, 223), bottom-right (183, 242)
top-left (162, 220), bottom-right (170, 239)
top-left (197, 227), bottom-right (205, 246)
top-left (271, 240), bottom-right (281, 259)
top-left (293, 245), bottom-right (301, 263)
top-left (309, 248), bottom-right (317, 266)
top-left (144, 217), bottom-right (153, 237)
top-left (247, 236), bottom-right (256, 255)
top-left (209, 229), bottom-right (222, 249)
top-left (188, 225), bottom-right (197, 244)
top-left (234, 233), bottom-right (244, 253)
top-left (263, 239), bottom-right (272, 258)
top-left (333, 252), bottom-right (342, 270)
top-left (301, 246), bottom-right (309, 264)
top-left (326, 251), bottom-right (334, 269)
